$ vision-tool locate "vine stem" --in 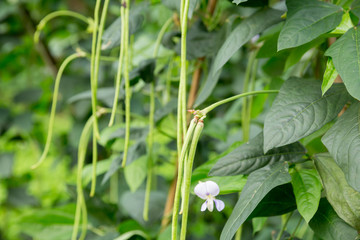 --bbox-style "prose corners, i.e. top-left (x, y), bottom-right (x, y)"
top-left (34, 10), bottom-right (92, 43)
top-left (179, 120), bottom-right (204, 240)
top-left (201, 90), bottom-right (279, 115)
top-left (122, 0), bottom-right (131, 167)
top-left (108, 4), bottom-right (126, 127)
top-left (143, 16), bottom-right (173, 221)
top-left (31, 51), bottom-right (85, 169)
